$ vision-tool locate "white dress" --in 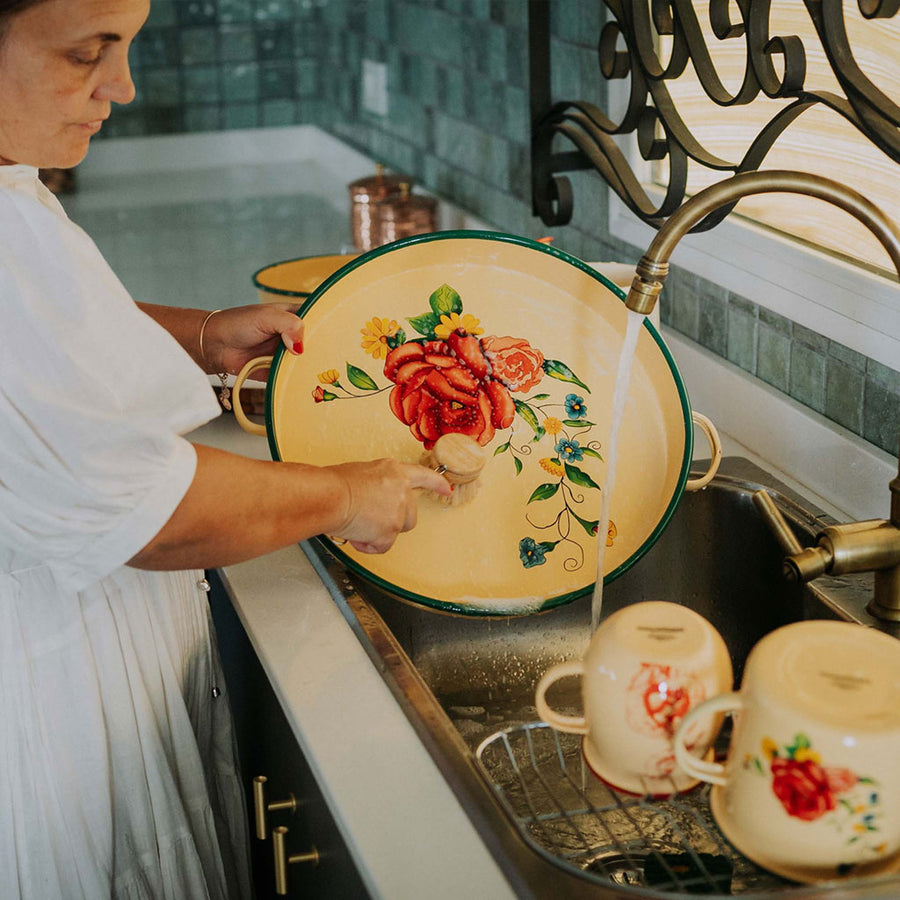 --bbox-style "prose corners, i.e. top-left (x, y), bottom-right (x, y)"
top-left (0, 166), bottom-right (251, 899)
